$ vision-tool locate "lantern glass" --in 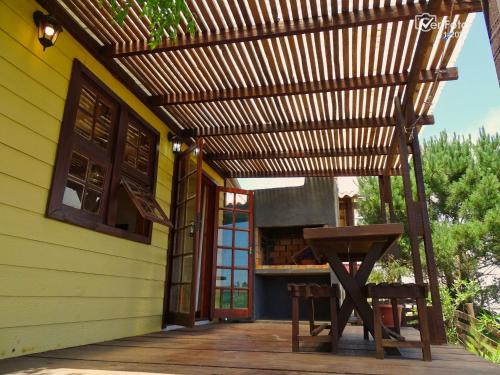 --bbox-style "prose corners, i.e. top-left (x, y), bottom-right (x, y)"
top-left (34, 11), bottom-right (62, 50)
top-left (173, 141), bottom-right (182, 153)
